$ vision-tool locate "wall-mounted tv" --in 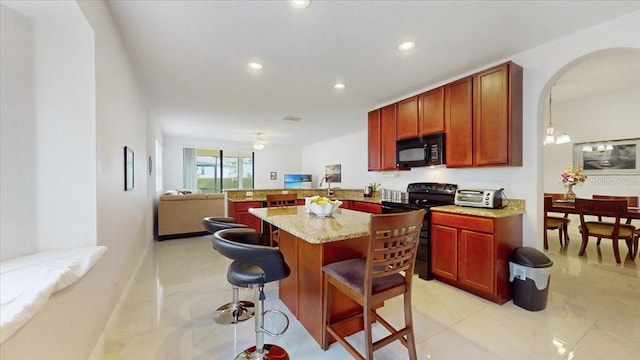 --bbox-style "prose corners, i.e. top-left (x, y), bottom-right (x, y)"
top-left (284, 174), bottom-right (312, 189)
